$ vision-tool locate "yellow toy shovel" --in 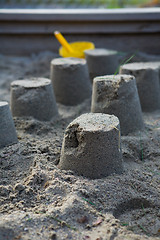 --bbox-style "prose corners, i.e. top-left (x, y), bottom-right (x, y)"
top-left (54, 31), bottom-right (95, 58)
